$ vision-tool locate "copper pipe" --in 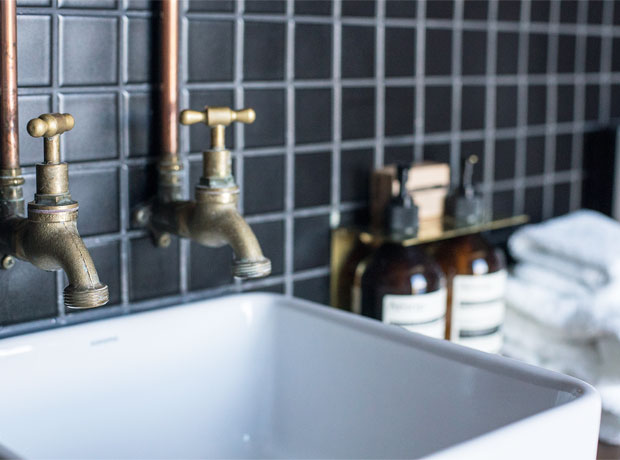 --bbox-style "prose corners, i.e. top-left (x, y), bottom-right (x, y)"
top-left (161, 0), bottom-right (178, 160)
top-left (1, 0), bottom-right (19, 171)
